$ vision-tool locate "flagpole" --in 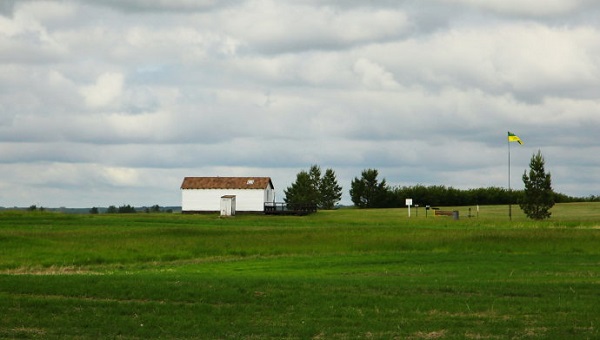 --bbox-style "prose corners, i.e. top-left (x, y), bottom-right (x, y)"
top-left (508, 131), bottom-right (512, 221)
top-left (507, 131), bottom-right (522, 221)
